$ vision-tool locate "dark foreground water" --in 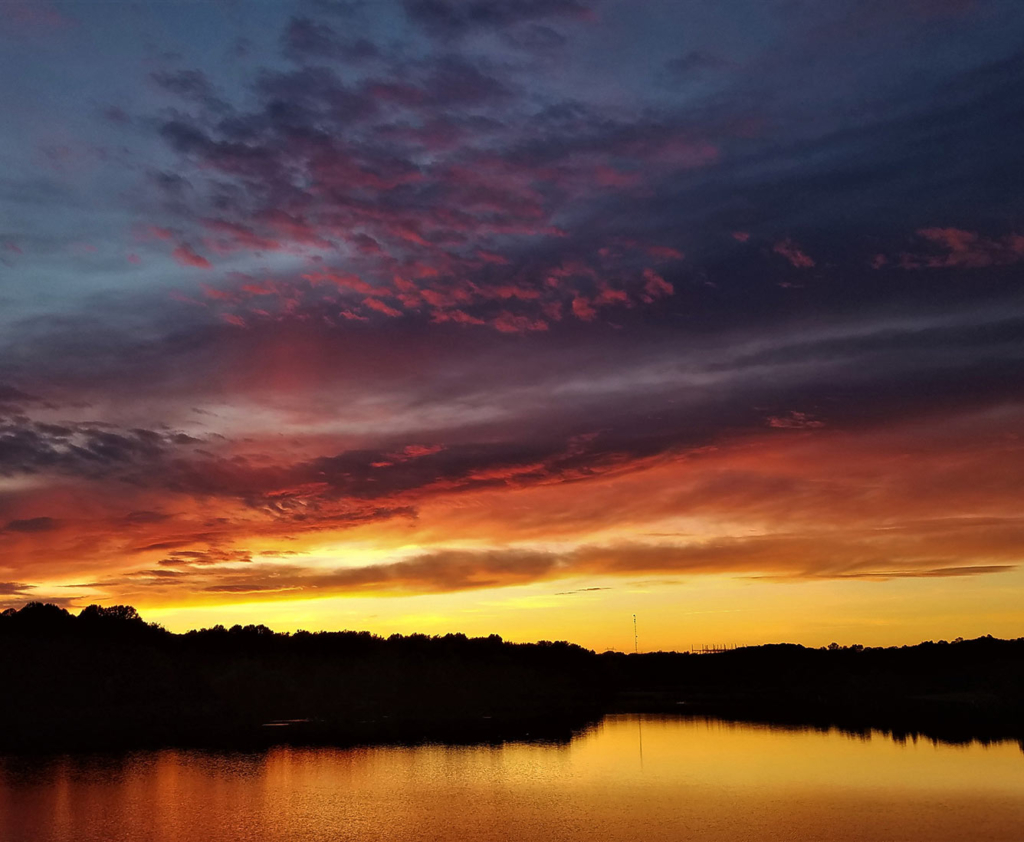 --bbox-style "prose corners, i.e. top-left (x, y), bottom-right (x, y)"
top-left (2, 715), bottom-right (1022, 842)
